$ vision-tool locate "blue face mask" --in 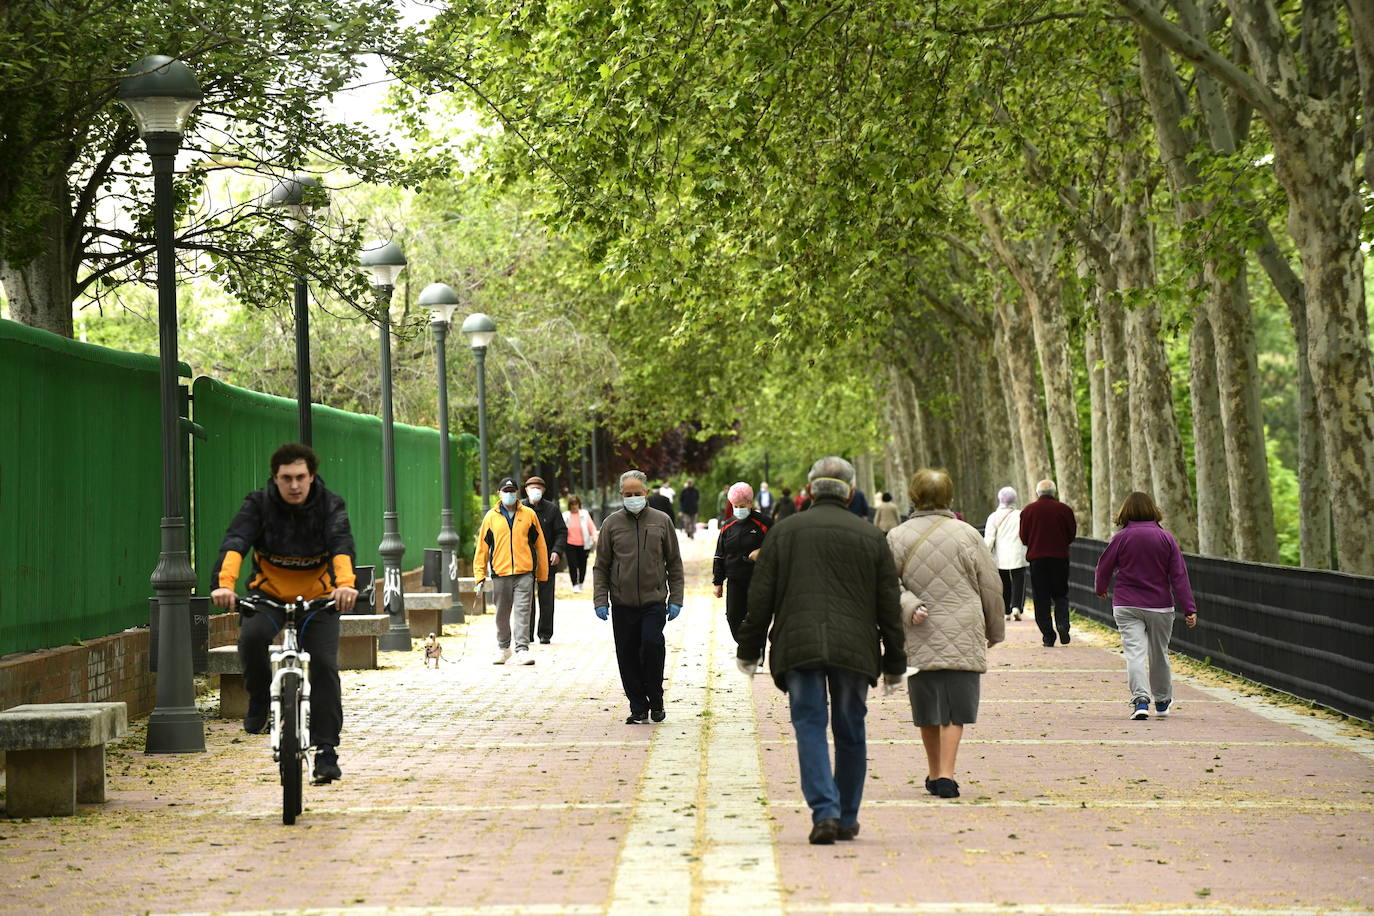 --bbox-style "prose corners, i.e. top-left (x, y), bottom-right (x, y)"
top-left (733, 507), bottom-right (750, 520)
top-left (623, 495), bottom-right (647, 514)
top-left (501, 492), bottom-right (519, 507)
